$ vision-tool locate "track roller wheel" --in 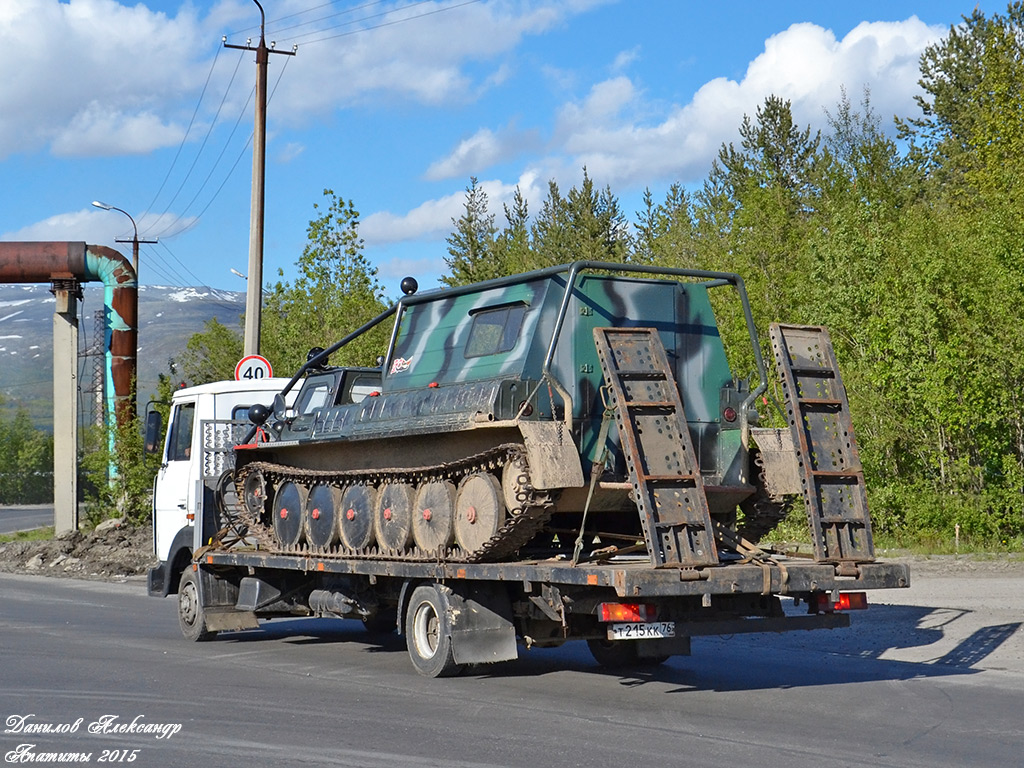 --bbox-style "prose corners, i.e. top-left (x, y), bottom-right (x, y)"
top-left (178, 567), bottom-right (217, 642)
top-left (375, 482), bottom-right (415, 552)
top-left (455, 472), bottom-right (503, 553)
top-left (305, 484), bottom-right (340, 551)
top-left (405, 584), bottom-right (462, 677)
top-left (339, 484), bottom-right (376, 550)
top-left (501, 456), bottom-right (531, 515)
top-left (241, 469), bottom-right (269, 521)
top-left (412, 480), bottom-right (456, 552)
top-left (273, 481), bottom-right (308, 548)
